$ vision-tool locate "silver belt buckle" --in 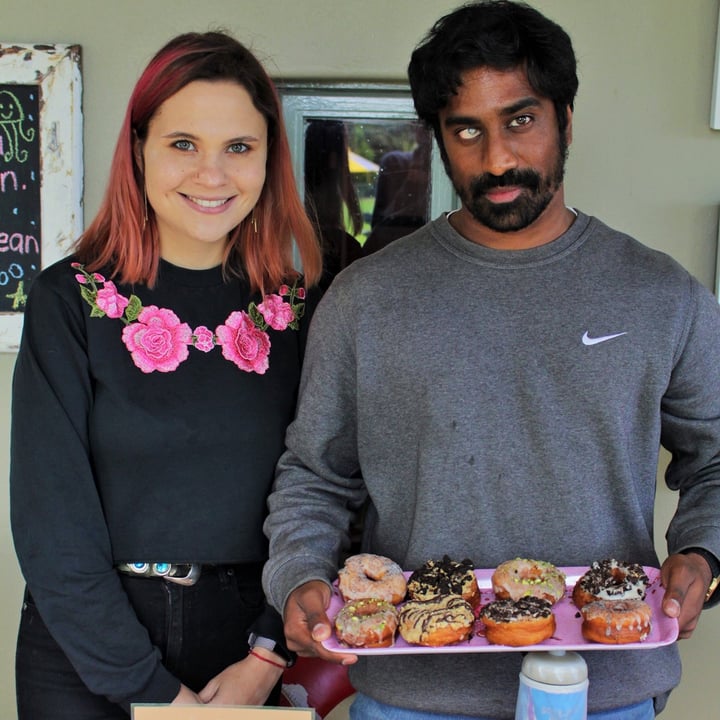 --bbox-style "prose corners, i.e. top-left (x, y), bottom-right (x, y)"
top-left (119, 562), bottom-right (202, 586)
